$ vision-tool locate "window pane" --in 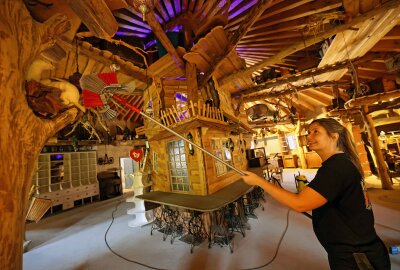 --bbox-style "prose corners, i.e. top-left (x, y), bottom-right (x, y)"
top-left (224, 149), bottom-right (232, 160)
top-left (168, 139), bottom-right (189, 192)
